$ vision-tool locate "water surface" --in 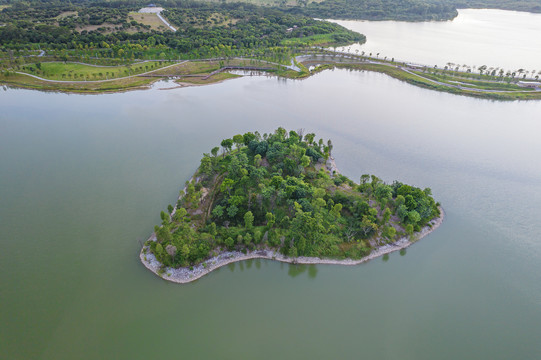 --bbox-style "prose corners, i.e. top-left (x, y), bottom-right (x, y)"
top-left (1, 72), bottom-right (541, 359)
top-left (331, 9), bottom-right (541, 72)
